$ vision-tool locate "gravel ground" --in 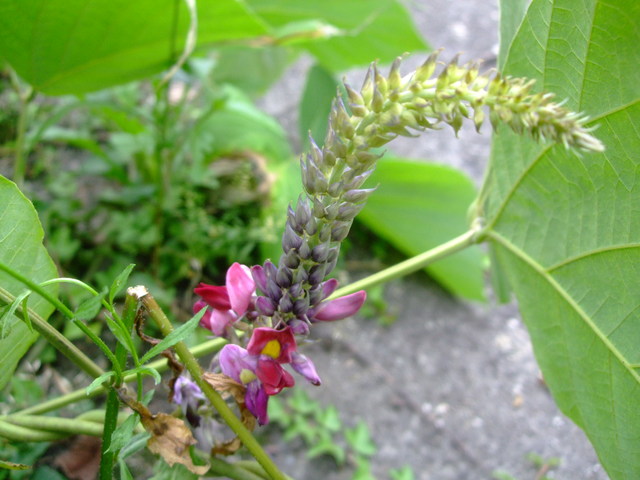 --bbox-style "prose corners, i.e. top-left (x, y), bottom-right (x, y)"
top-left (257, 1), bottom-right (608, 479)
